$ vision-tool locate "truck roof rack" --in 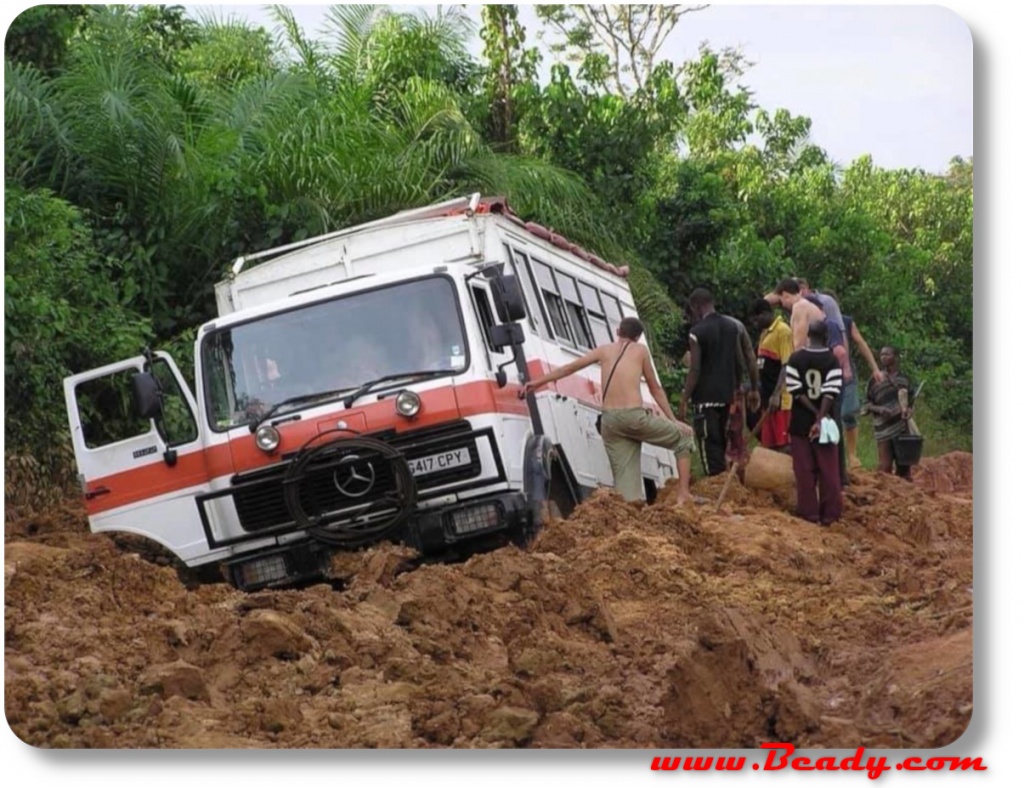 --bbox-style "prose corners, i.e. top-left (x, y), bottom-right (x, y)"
top-left (230, 194), bottom-right (482, 276)
top-left (228, 192), bottom-right (629, 281)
